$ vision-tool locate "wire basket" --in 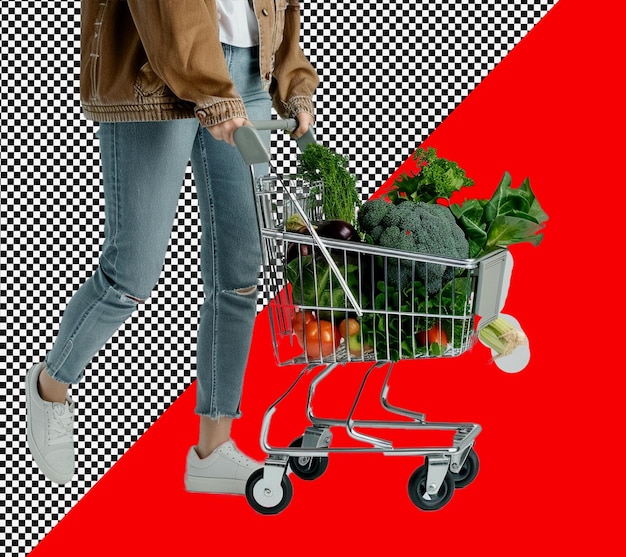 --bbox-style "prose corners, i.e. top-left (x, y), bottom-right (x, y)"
top-left (263, 230), bottom-right (485, 365)
top-left (255, 169), bottom-right (508, 367)
top-left (256, 175), bottom-right (323, 231)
